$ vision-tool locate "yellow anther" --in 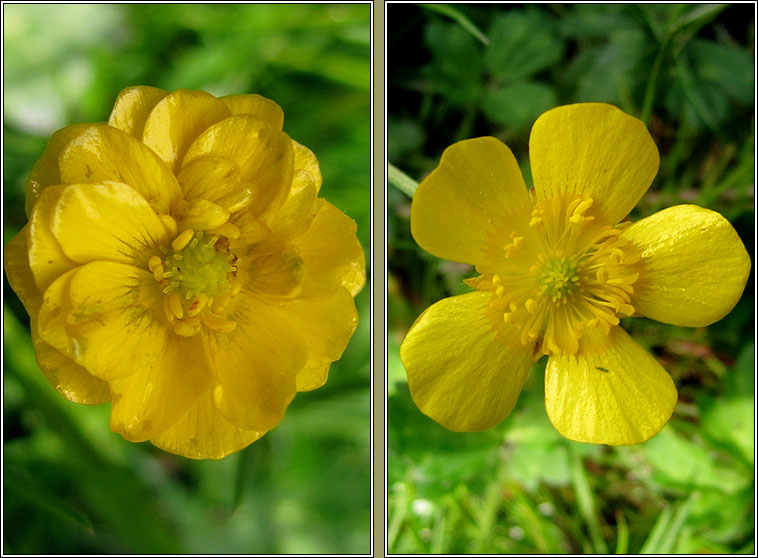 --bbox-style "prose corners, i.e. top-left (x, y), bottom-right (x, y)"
top-left (187, 293), bottom-right (208, 317)
top-left (169, 293), bottom-right (184, 320)
top-left (503, 313), bottom-right (513, 324)
top-left (203, 314), bottom-right (237, 333)
top-left (174, 319), bottom-right (201, 337)
top-left (172, 229), bottom-right (195, 252)
top-left (597, 268), bottom-right (609, 283)
top-left (208, 221), bottom-right (241, 240)
top-left (495, 286), bottom-right (504, 297)
top-left (160, 214), bottom-right (178, 237)
top-left (492, 275), bottom-right (502, 286)
top-left (525, 298), bottom-right (537, 314)
top-left (529, 216), bottom-right (543, 228)
top-left (153, 264), bottom-right (164, 282)
top-left (509, 302), bottom-right (518, 313)
top-left (148, 255), bottom-right (163, 273)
